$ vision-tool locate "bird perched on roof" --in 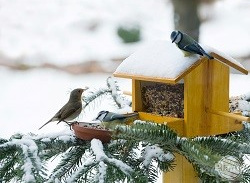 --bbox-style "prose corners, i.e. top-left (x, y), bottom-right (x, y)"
top-left (38, 87), bottom-right (89, 130)
top-left (170, 30), bottom-right (213, 59)
top-left (95, 110), bottom-right (139, 129)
